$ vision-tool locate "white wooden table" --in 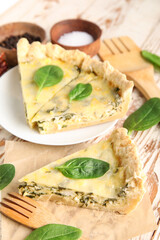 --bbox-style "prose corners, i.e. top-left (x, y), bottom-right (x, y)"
top-left (0, 0), bottom-right (160, 239)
